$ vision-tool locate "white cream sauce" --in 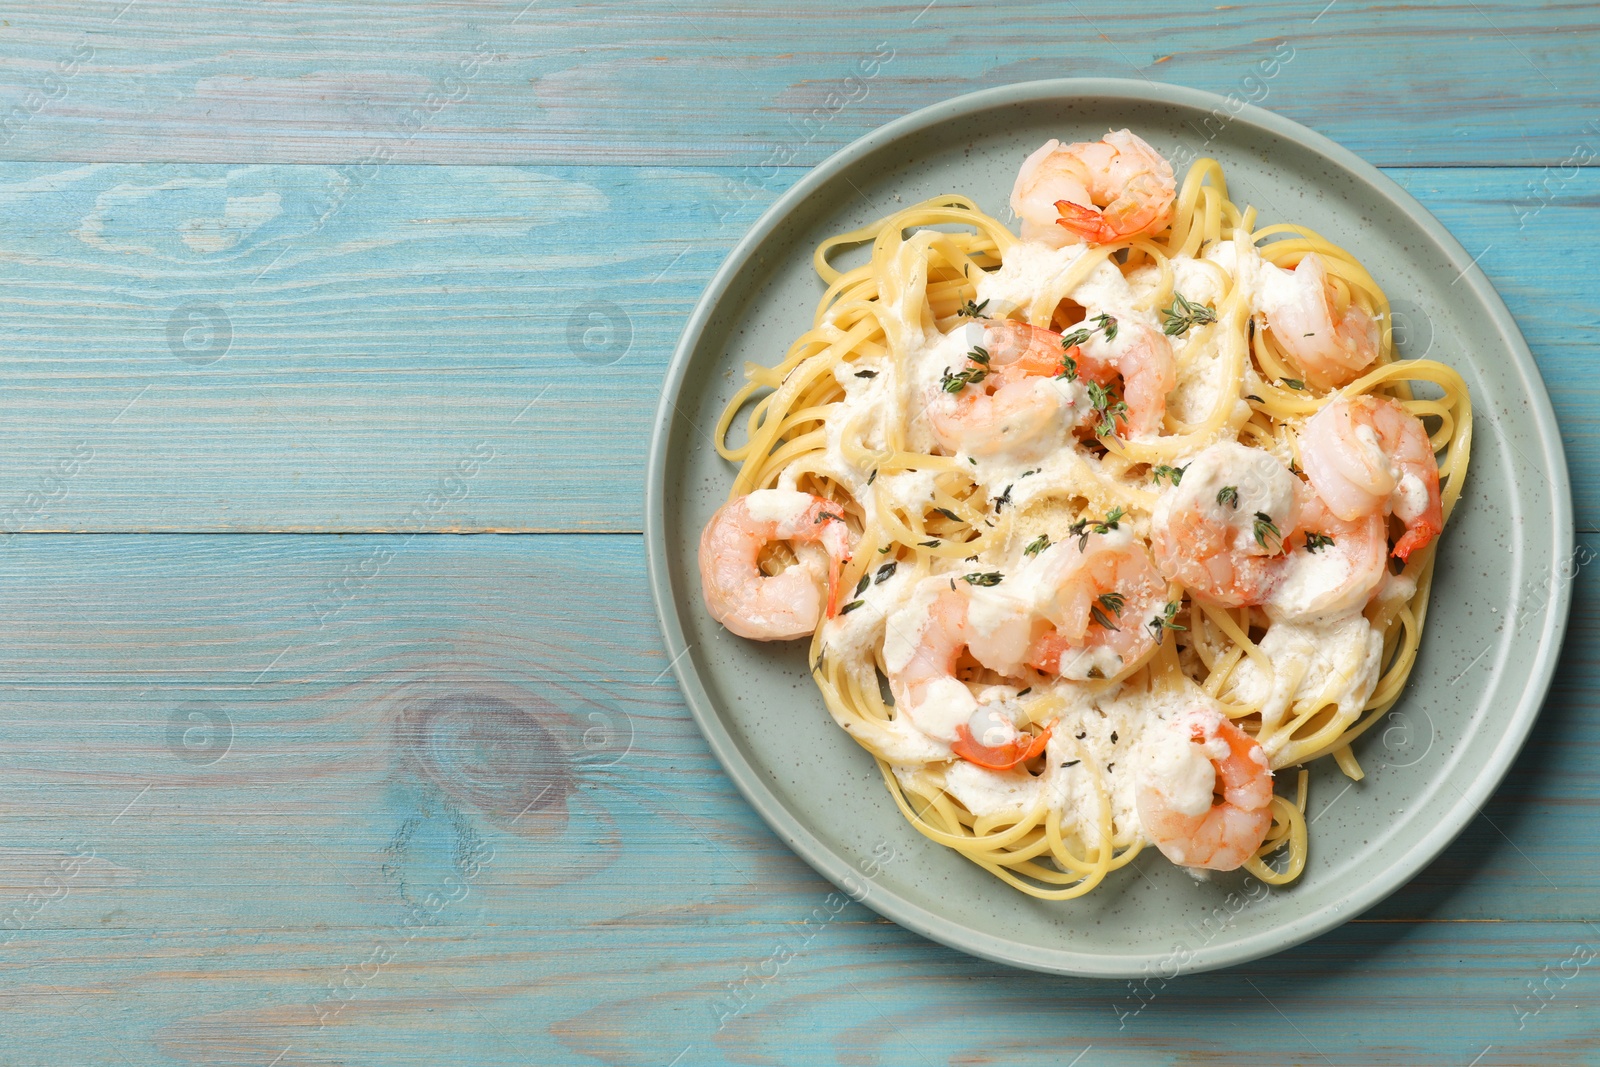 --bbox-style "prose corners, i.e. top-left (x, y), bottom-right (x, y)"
top-left (744, 488), bottom-right (815, 526)
top-left (1227, 614), bottom-right (1383, 755)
